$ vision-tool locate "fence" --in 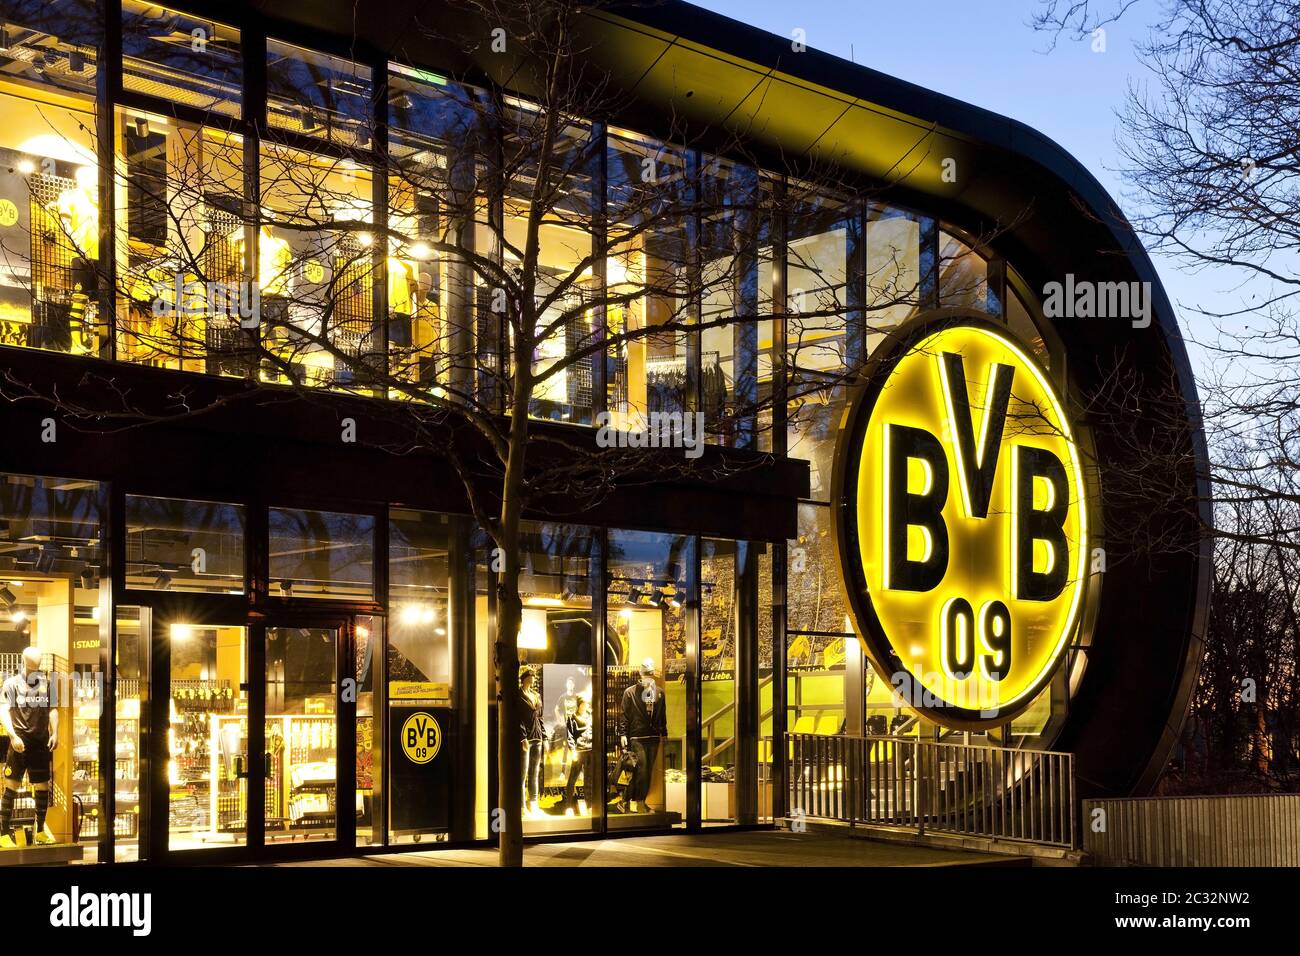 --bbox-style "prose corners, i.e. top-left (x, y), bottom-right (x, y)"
top-left (787, 733), bottom-right (1077, 849)
top-left (1084, 793), bottom-right (1300, 866)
